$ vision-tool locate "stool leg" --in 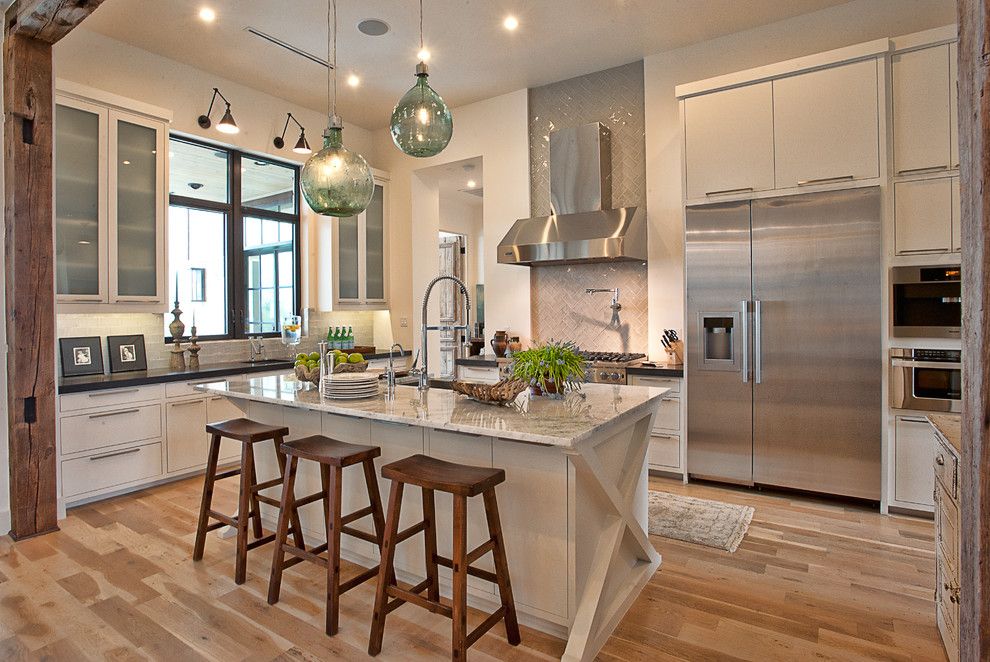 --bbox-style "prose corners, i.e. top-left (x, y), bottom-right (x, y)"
top-left (451, 495), bottom-right (469, 662)
top-left (247, 444), bottom-right (265, 539)
top-left (421, 487), bottom-right (440, 603)
top-left (369, 480), bottom-right (404, 656)
top-left (483, 489), bottom-right (521, 646)
top-left (267, 455), bottom-right (298, 605)
top-left (235, 441), bottom-right (254, 585)
top-left (275, 436), bottom-right (306, 550)
top-left (326, 465), bottom-right (343, 636)
top-left (363, 459), bottom-right (395, 587)
top-left (192, 433), bottom-right (223, 561)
